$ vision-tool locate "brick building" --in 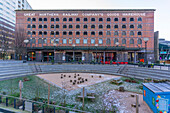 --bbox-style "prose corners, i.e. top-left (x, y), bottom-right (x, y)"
top-left (16, 9), bottom-right (155, 63)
